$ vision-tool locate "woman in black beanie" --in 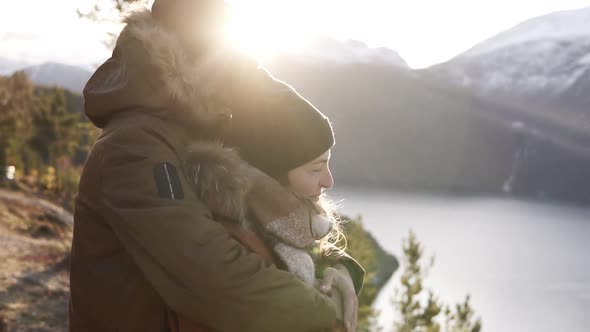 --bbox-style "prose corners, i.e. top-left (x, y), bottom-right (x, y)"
top-left (178, 79), bottom-right (365, 332)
